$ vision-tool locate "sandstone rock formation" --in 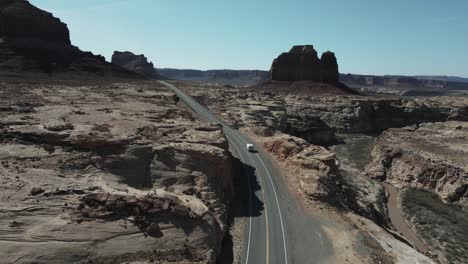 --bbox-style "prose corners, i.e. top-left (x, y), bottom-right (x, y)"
top-left (269, 45), bottom-right (339, 83)
top-left (366, 122), bottom-right (468, 263)
top-left (112, 51), bottom-right (159, 78)
top-left (282, 95), bottom-right (468, 133)
top-left (0, 0), bottom-right (70, 43)
top-left (184, 84), bottom-right (337, 145)
top-left (177, 82), bottom-right (468, 146)
top-left (320, 51), bottom-right (339, 83)
top-left (366, 122), bottom-right (468, 208)
top-left (0, 80), bottom-right (233, 263)
top-left (262, 134), bottom-right (388, 224)
top-left (0, 0), bottom-right (136, 77)
top-left (263, 135), bottom-right (338, 198)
